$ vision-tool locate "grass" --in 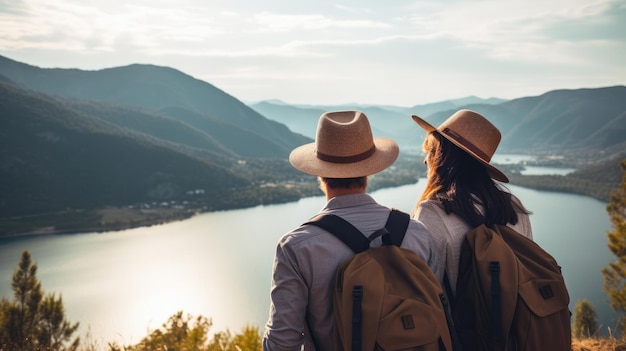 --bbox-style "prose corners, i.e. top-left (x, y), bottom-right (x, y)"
top-left (572, 337), bottom-right (626, 351)
top-left (572, 326), bottom-right (626, 351)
